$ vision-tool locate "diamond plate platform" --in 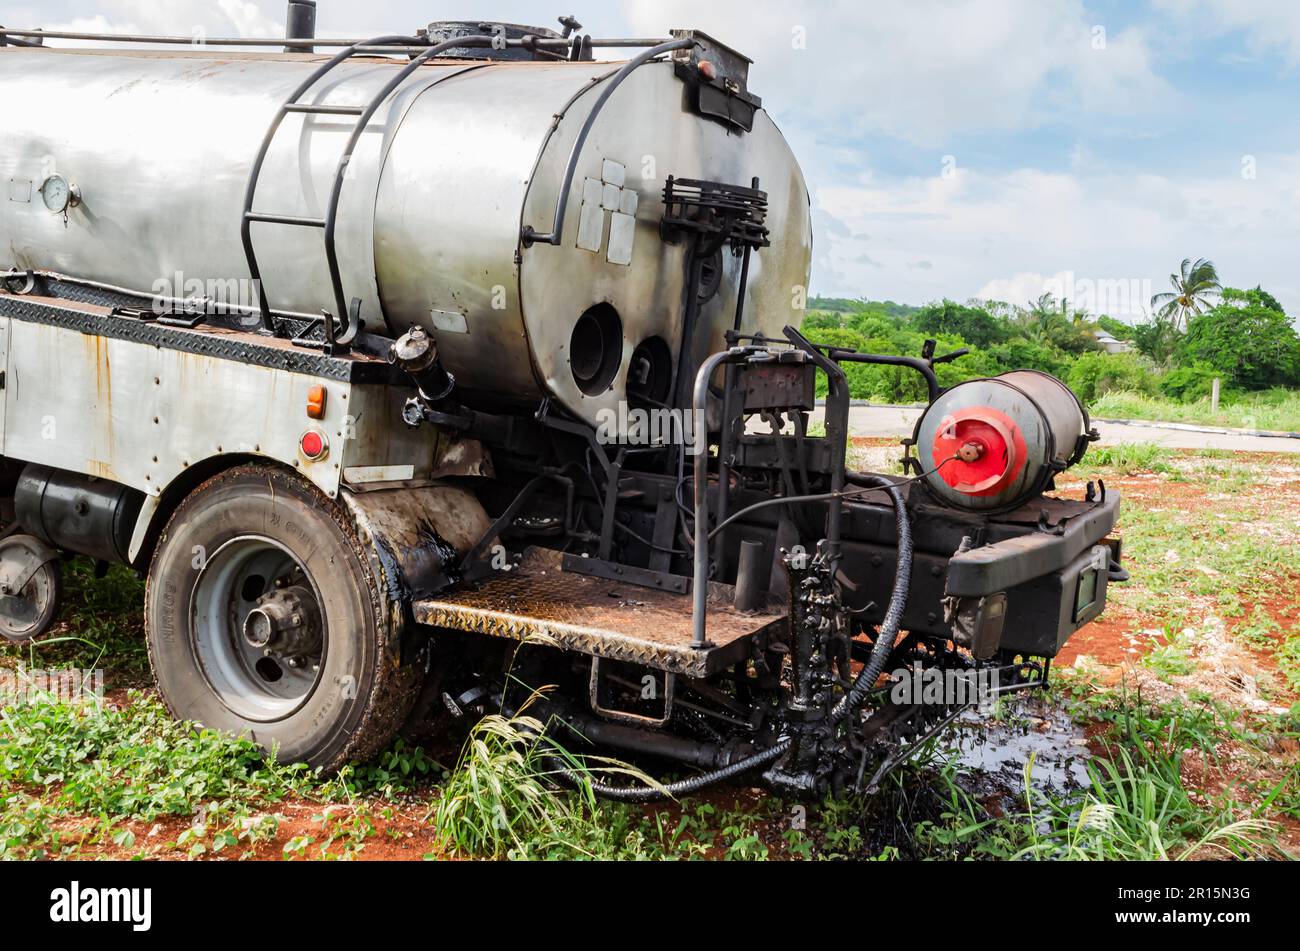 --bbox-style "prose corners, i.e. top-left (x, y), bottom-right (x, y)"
top-left (413, 548), bottom-right (787, 677)
top-left (0, 291), bottom-right (393, 382)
